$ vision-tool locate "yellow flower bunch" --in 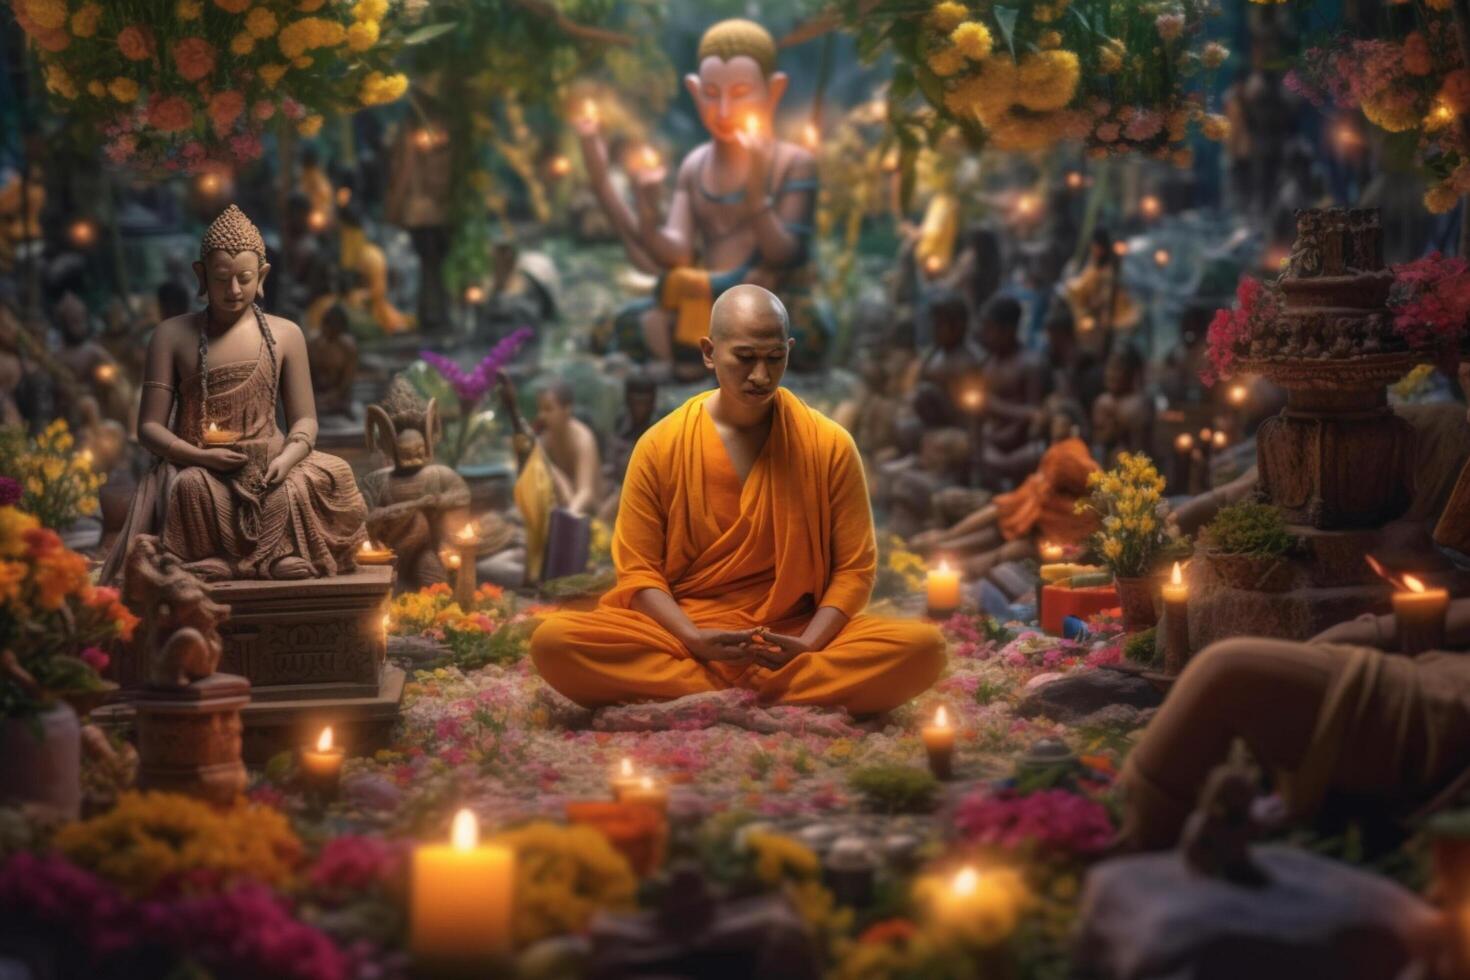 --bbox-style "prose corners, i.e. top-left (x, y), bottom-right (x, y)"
top-left (490, 821), bottom-right (638, 947)
top-left (359, 70), bottom-right (409, 107)
top-left (55, 792), bottom-right (302, 897)
top-left (245, 7), bottom-right (279, 39)
top-left (928, 1), bottom-right (969, 32)
top-left (913, 866), bottom-right (1031, 948)
top-left (3, 420), bottom-right (102, 531)
top-left (1015, 50), bottom-right (1079, 112)
top-left (278, 16), bottom-right (347, 59)
top-left (1078, 452), bottom-right (1170, 578)
top-left (950, 22), bottom-right (993, 61)
top-left (746, 830), bottom-right (821, 885)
